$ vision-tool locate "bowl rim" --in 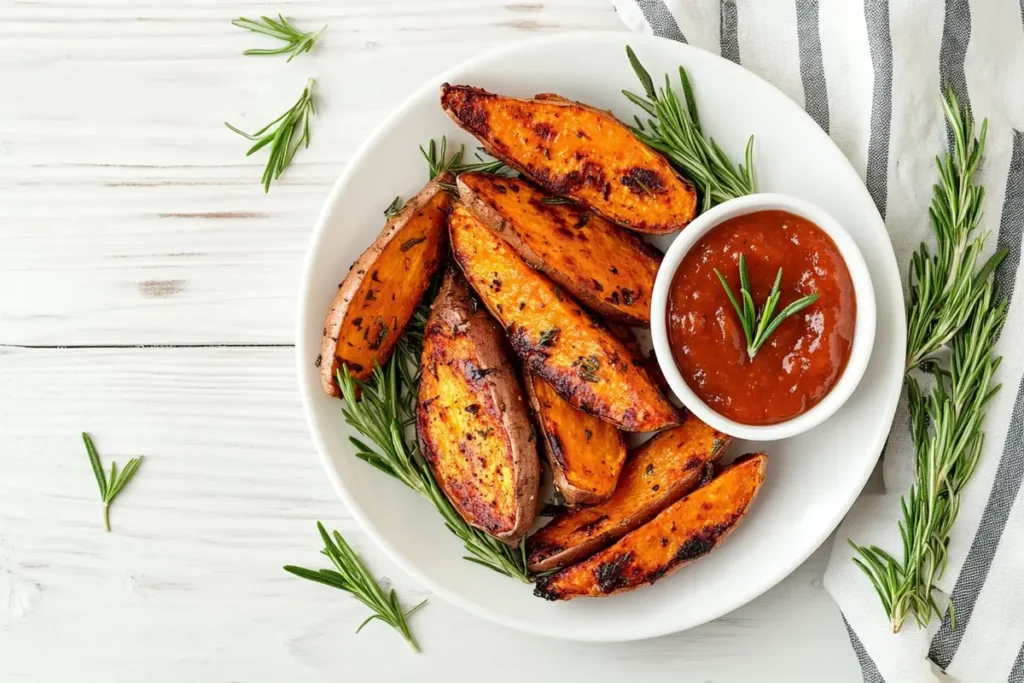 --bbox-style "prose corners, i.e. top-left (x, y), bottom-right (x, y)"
top-left (650, 193), bottom-right (878, 441)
